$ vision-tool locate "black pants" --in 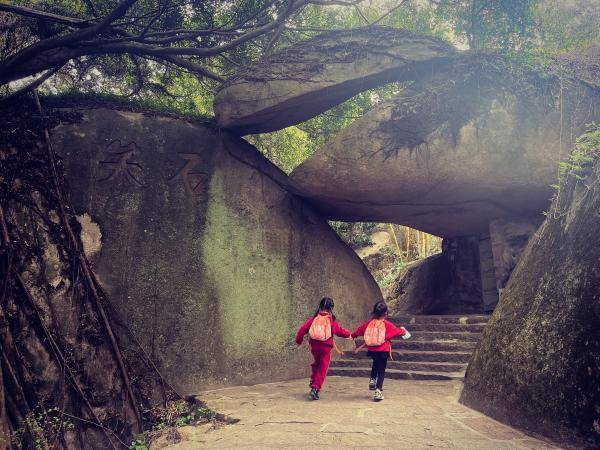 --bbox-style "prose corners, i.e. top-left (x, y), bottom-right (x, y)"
top-left (368, 351), bottom-right (389, 390)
